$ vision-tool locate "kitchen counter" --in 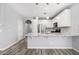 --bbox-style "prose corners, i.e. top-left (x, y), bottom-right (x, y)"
top-left (25, 33), bottom-right (79, 36)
